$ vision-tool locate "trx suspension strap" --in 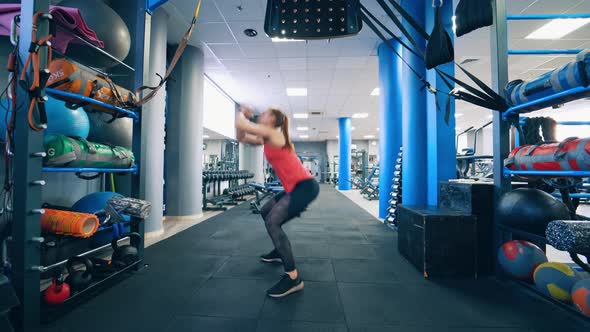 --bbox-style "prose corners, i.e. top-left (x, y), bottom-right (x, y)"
top-left (362, 0), bottom-right (508, 122)
top-left (133, 0), bottom-right (202, 107)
